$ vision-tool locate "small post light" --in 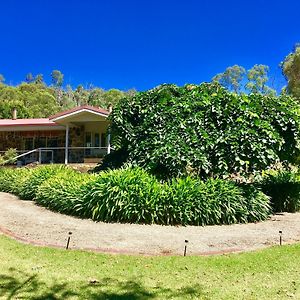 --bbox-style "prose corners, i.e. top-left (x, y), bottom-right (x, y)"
top-left (66, 231), bottom-right (72, 250)
top-left (279, 230), bottom-right (282, 246)
top-left (184, 240), bottom-right (189, 256)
